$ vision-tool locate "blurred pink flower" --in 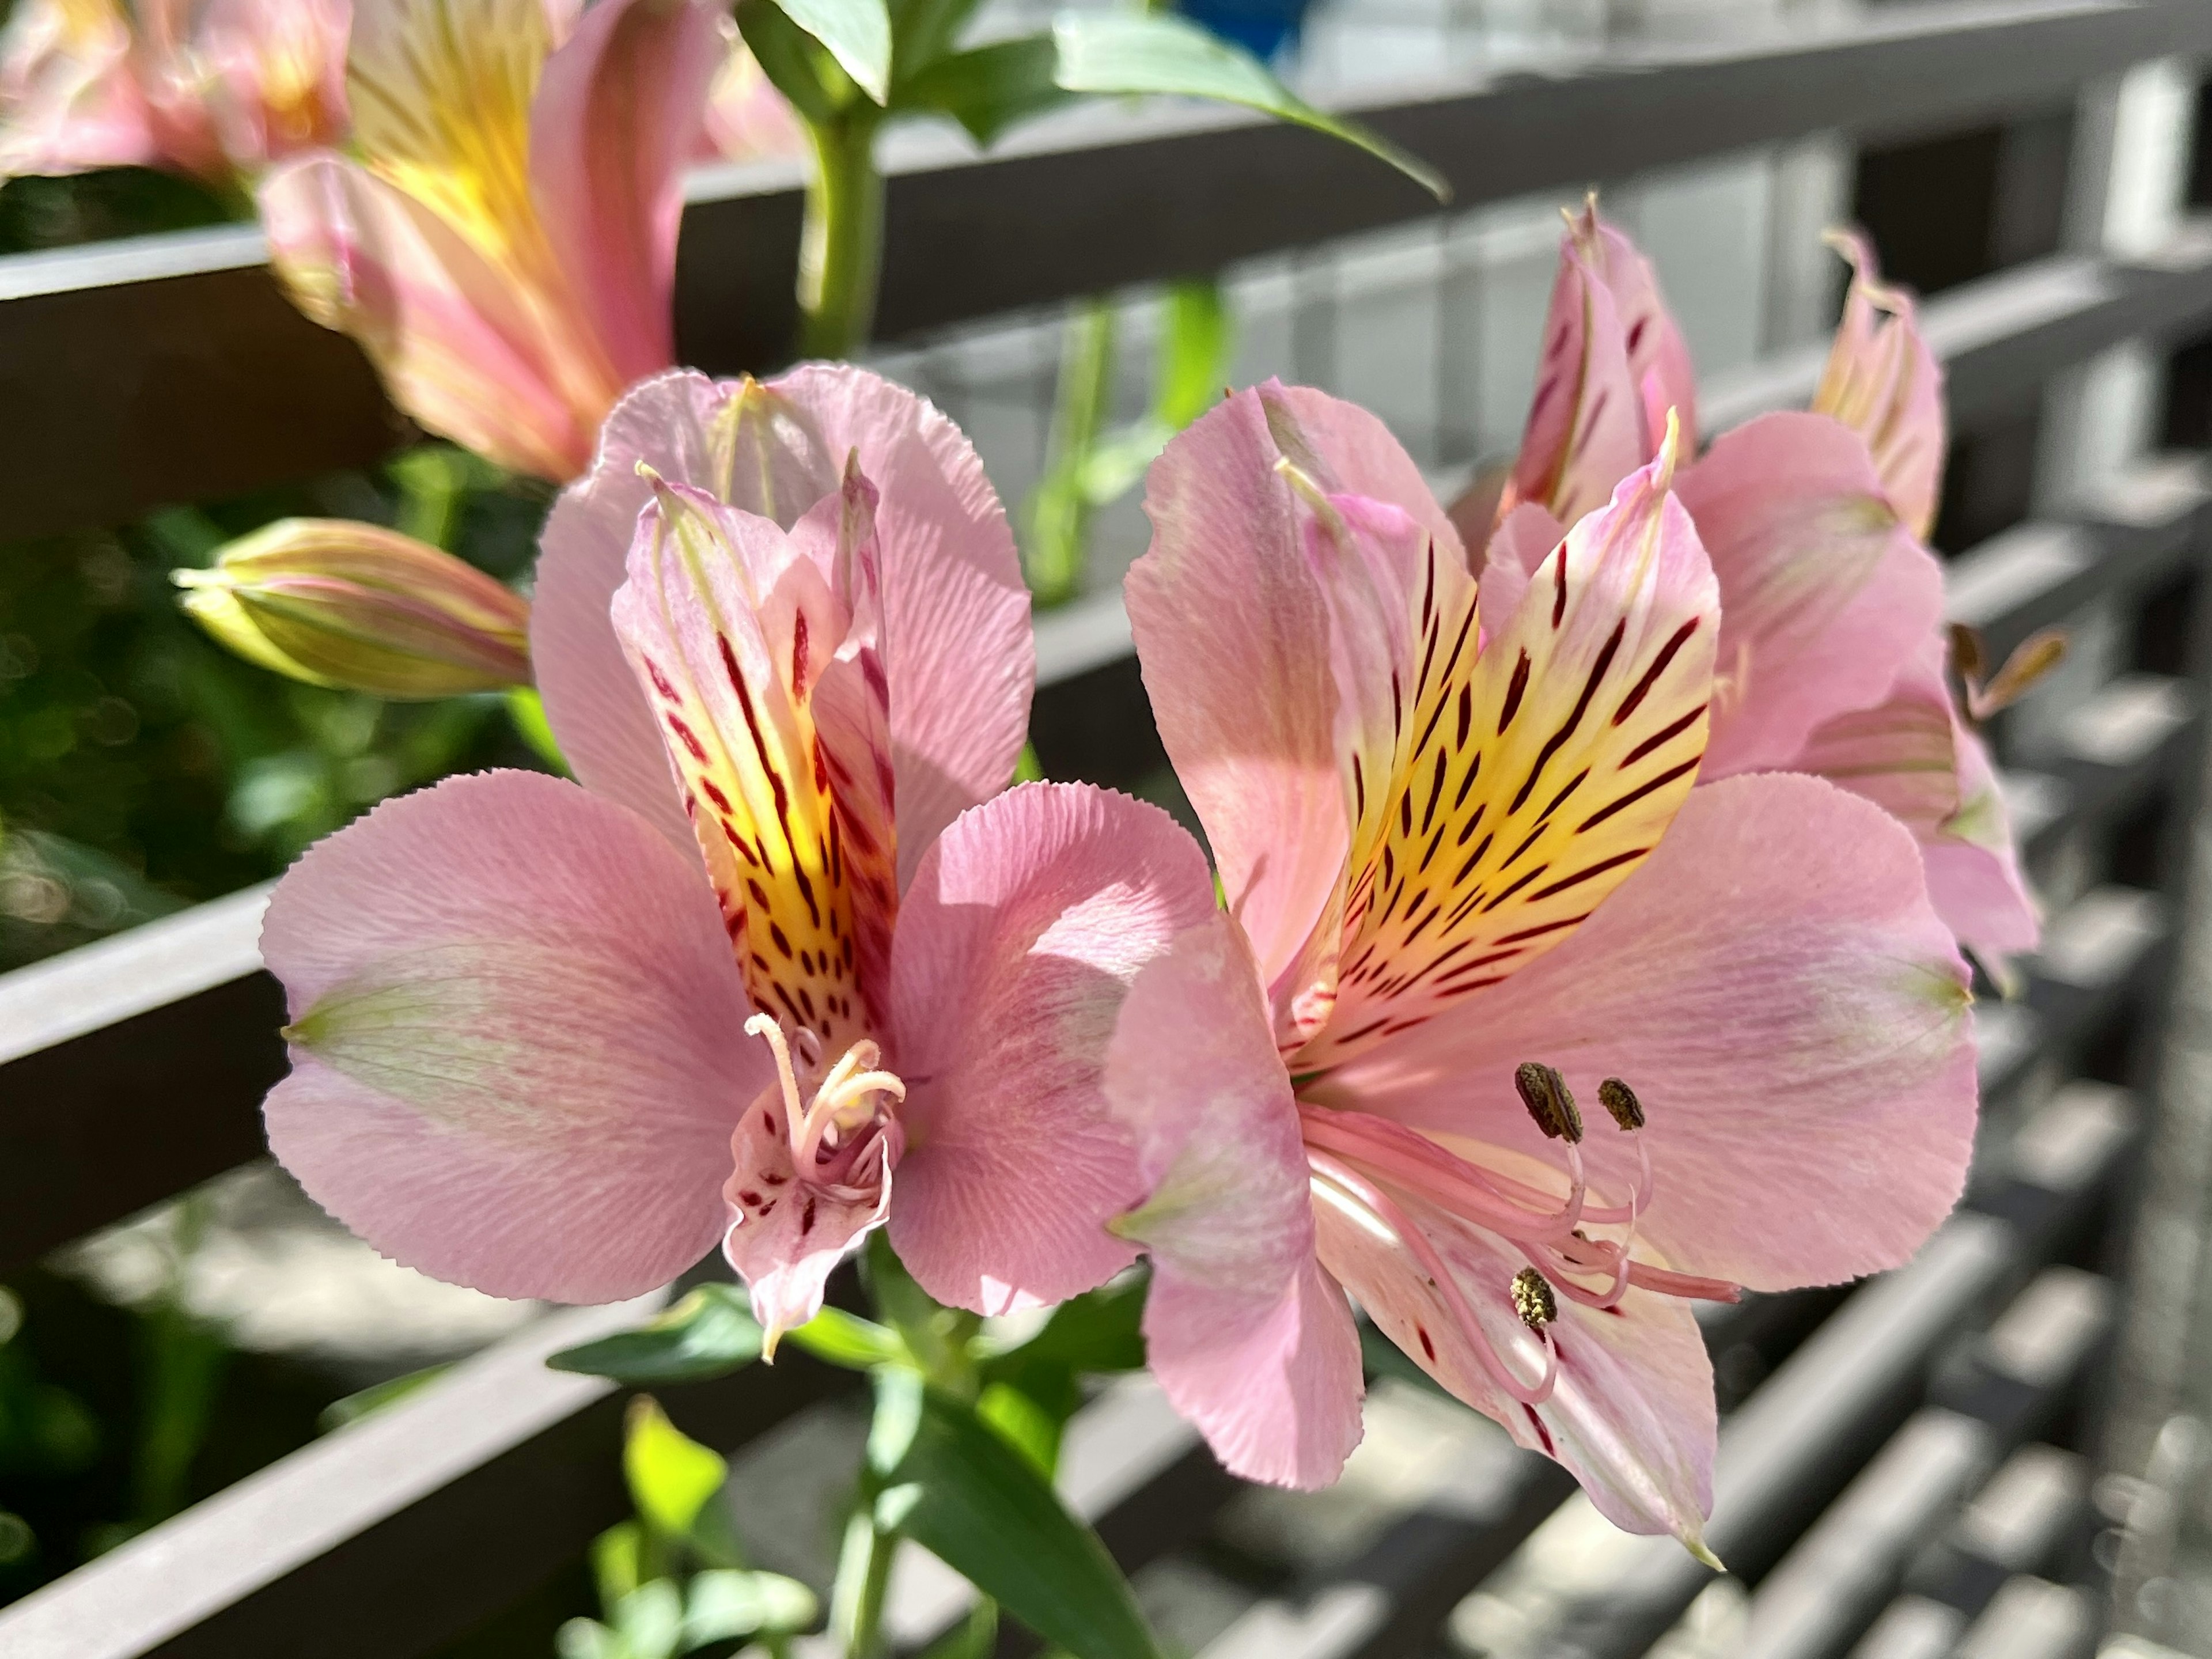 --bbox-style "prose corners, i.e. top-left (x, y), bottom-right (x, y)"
top-left (1111, 380), bottom-right (1977, 1551)
top-left (259, 0), bottom-right (721, 480)
top-left (262, 365), bottom-right (1213, 1350)
top-left (0, 0), bottom-right (347, 186)
top-left (1480, 204), bottom-right (2038, 970)
top-left (698, 29), bottom-right (800, 164)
